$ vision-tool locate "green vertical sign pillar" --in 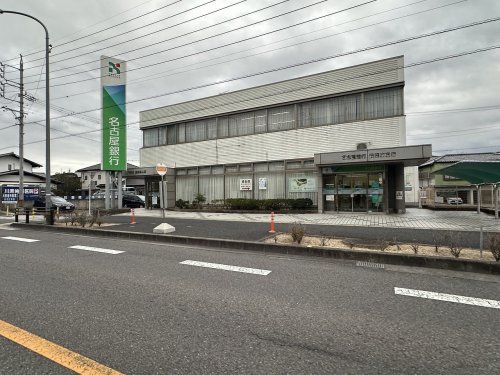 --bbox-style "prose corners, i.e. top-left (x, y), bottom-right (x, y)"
top-left (101, 56), bottom-right (126, 171)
